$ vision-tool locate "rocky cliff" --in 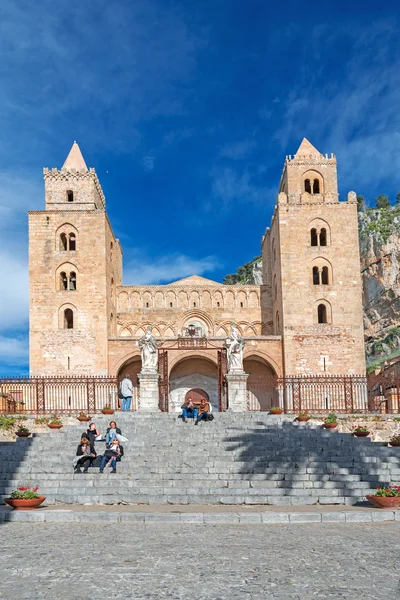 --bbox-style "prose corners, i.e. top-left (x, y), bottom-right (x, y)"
top-left (359, 206), bottom-right (400, 370)
top-left (225, 207), bottom-right (400, 370)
